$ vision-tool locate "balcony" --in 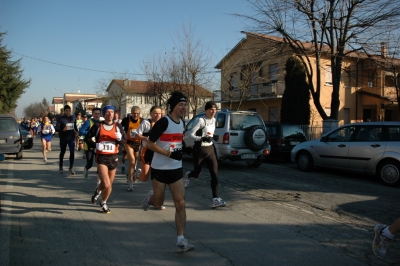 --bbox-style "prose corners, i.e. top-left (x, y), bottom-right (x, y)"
top-left (214, 82), bottom-right (285, 102)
